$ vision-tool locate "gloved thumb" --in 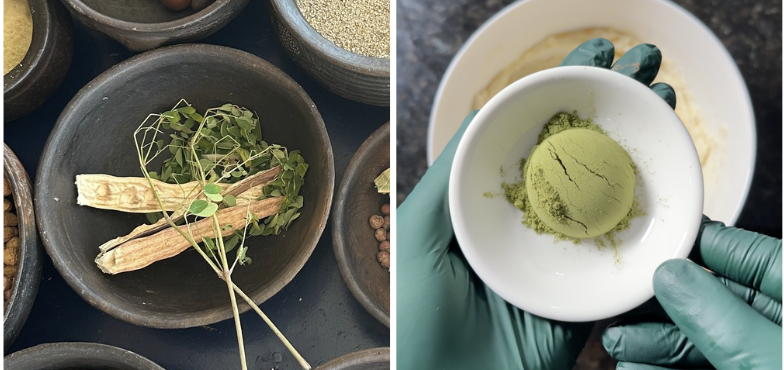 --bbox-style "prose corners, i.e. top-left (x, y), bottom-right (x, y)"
top-left (654, 259), bottom-right (782, 370)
